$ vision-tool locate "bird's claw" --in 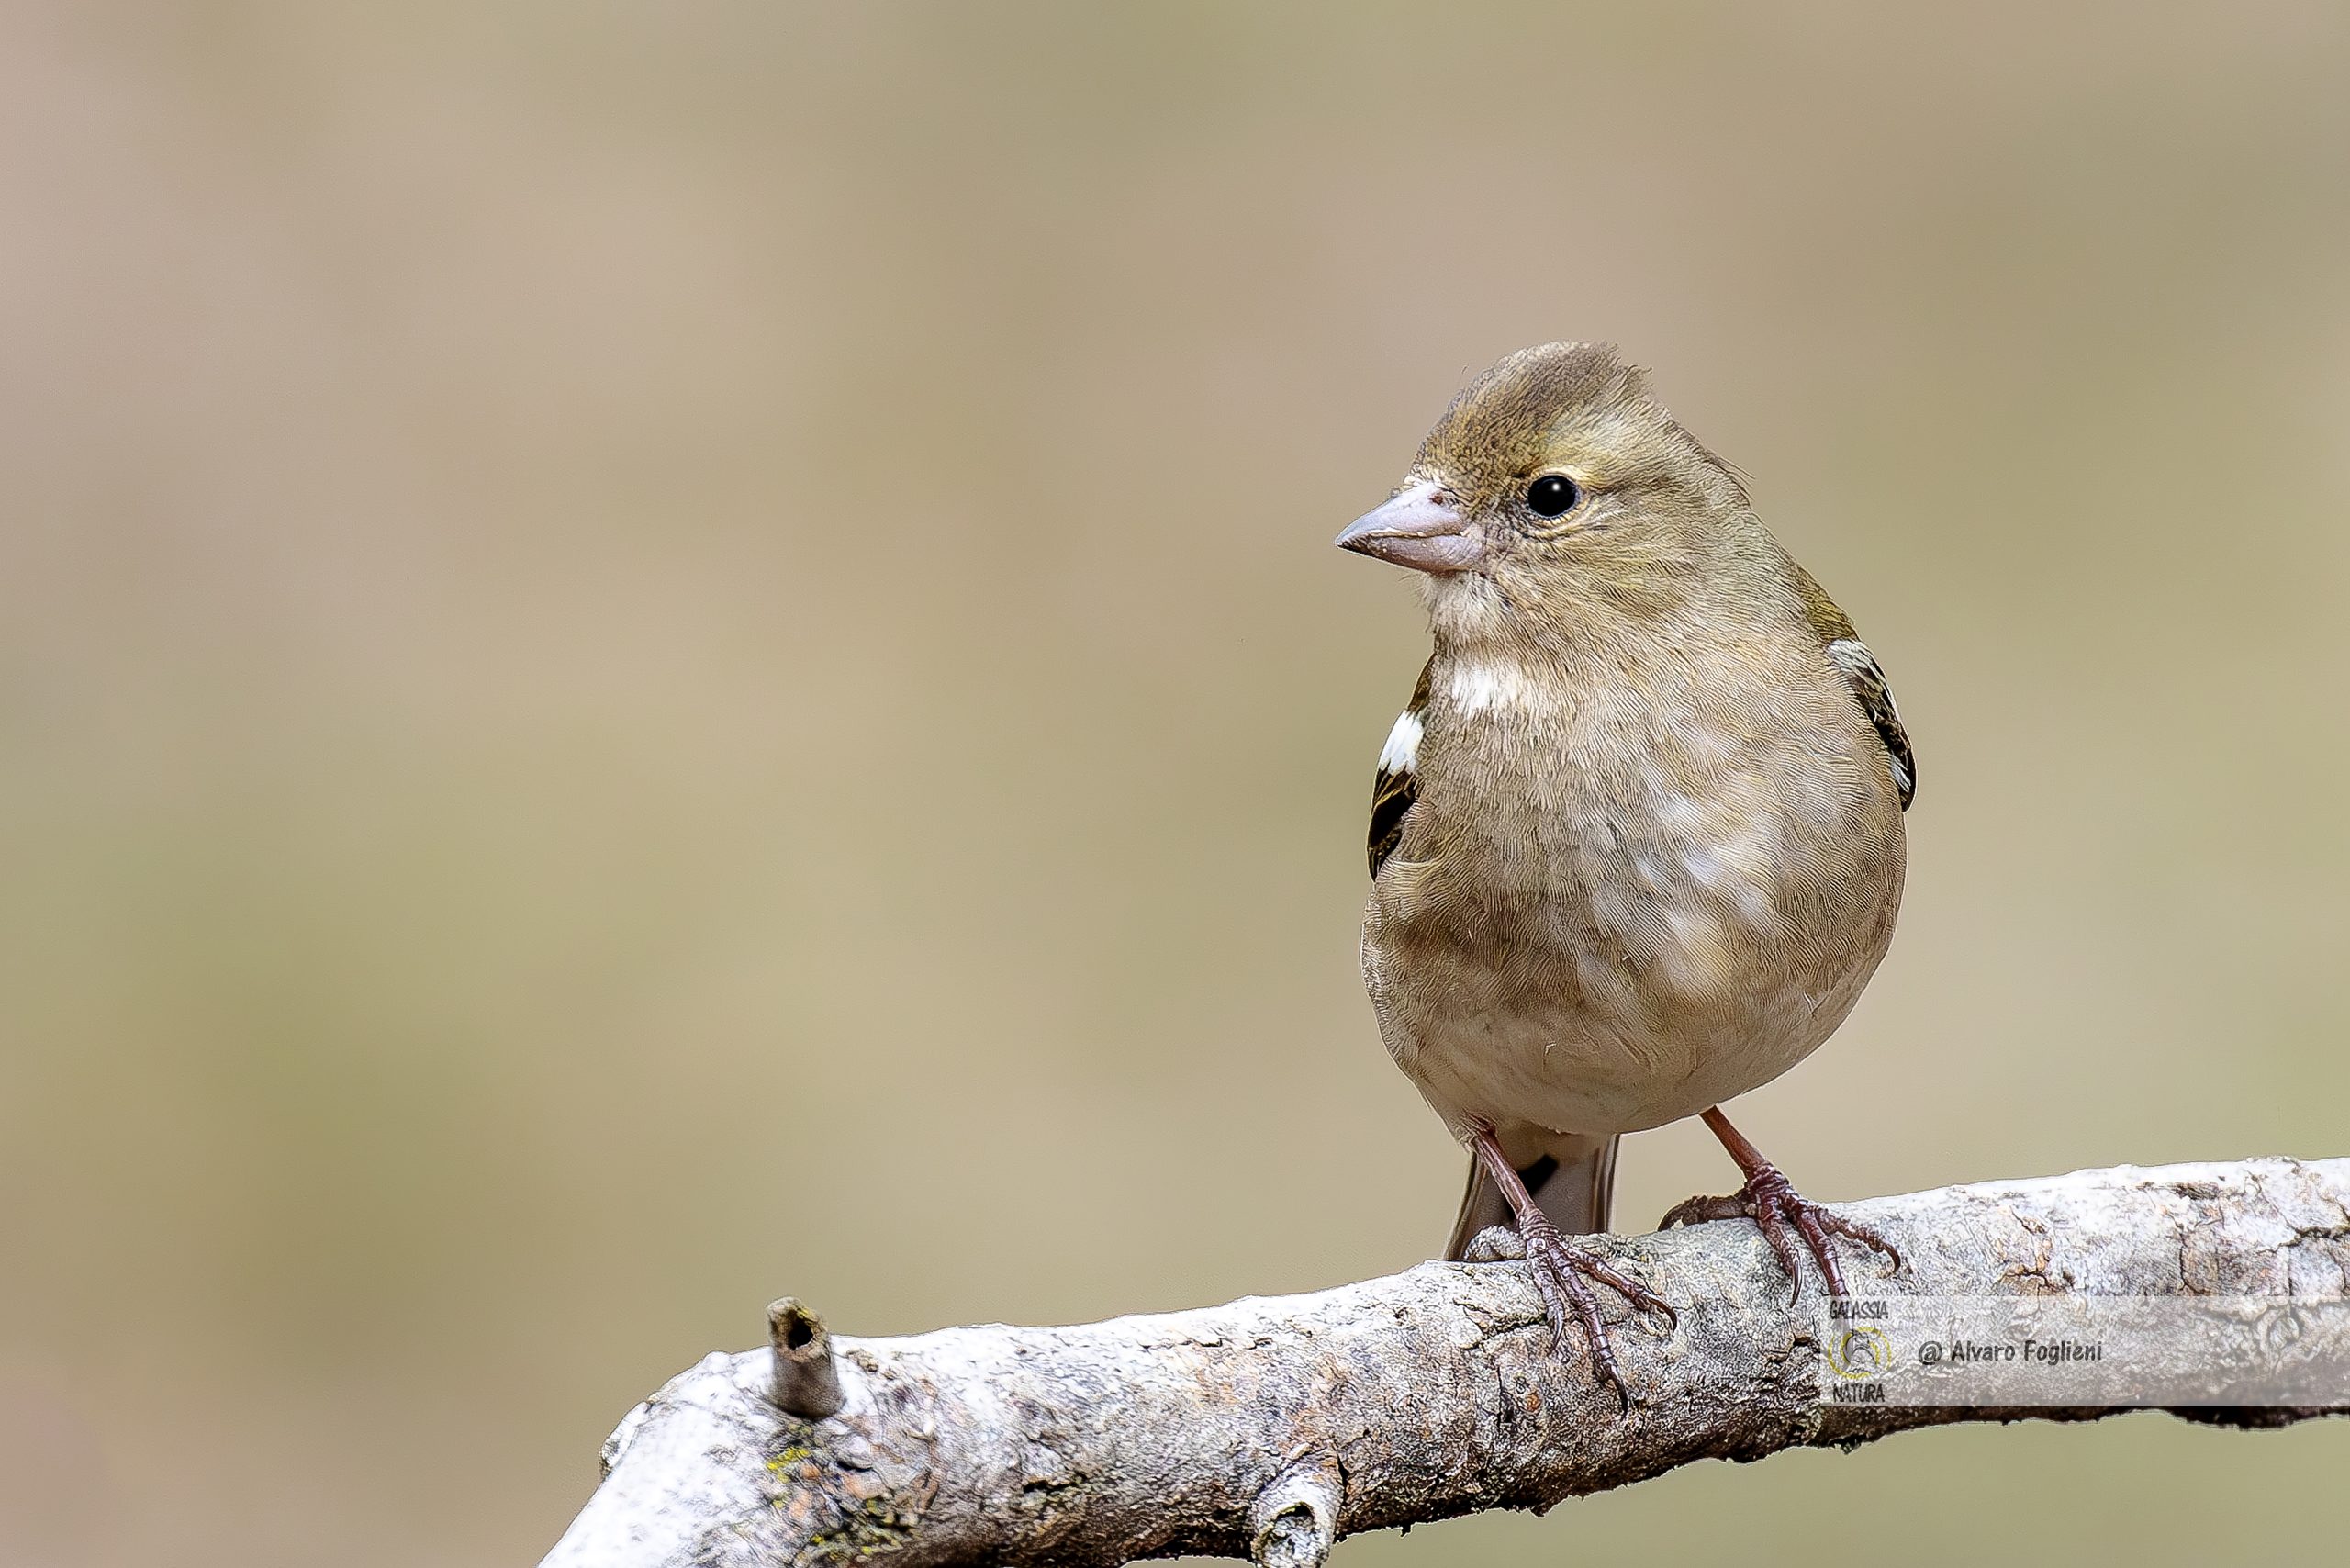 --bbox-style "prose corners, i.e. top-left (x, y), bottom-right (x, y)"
top-left (1515, 1217), bottom-right (1677, 1411)
top-left (1661, 1163), bottom-right (1900, 1301)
